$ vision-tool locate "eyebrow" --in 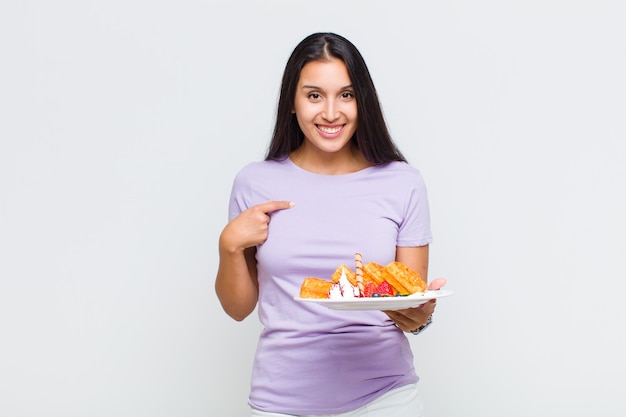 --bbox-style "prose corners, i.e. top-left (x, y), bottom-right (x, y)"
top-left (301, 84), bottom-right (353, 90)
